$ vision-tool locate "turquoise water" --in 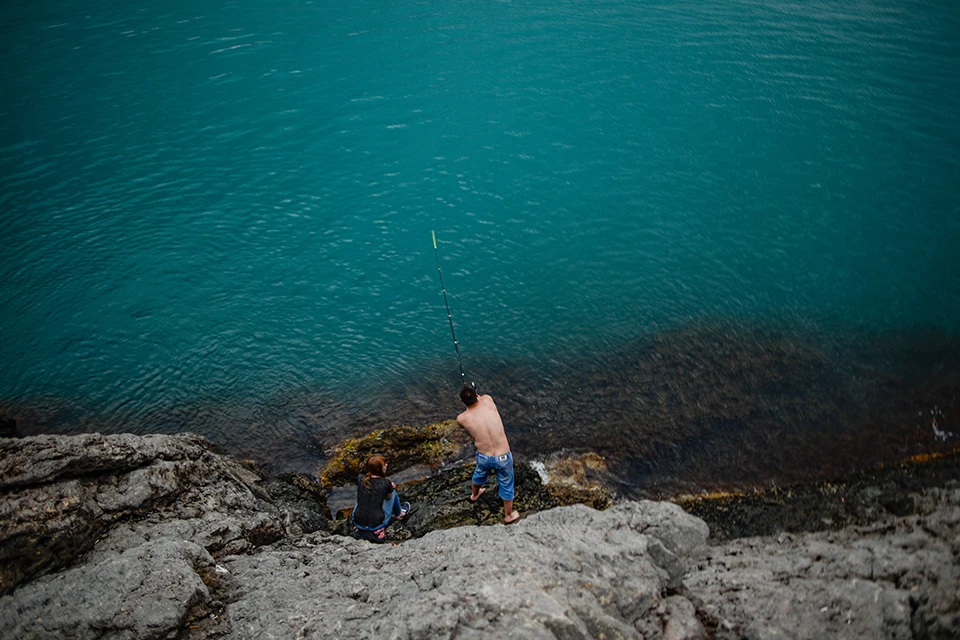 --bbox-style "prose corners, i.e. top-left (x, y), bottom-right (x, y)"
top-left (2, 0), bottom-right (959, 485)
